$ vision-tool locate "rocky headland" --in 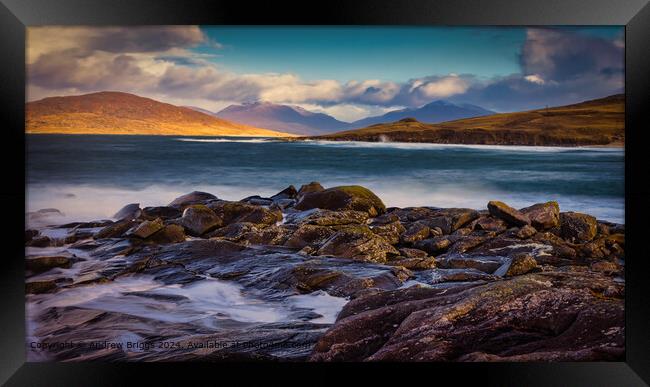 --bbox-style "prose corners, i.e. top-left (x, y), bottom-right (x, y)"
top-left (25, 183), bottom-right (624, 361)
